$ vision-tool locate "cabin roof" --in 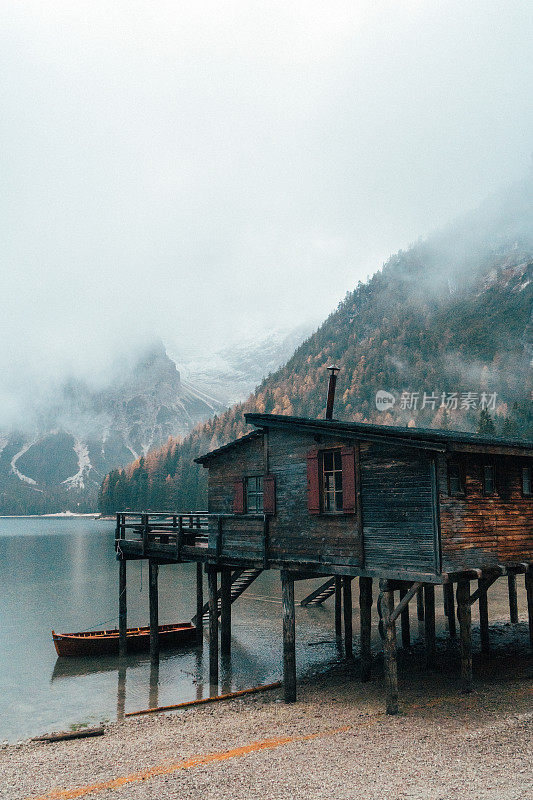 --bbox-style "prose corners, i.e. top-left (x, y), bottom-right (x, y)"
top-left (195, 430), bottom-right (262, 464)
top-left (245, 413), bottom-right (533, 455)
top-left (196, 413), bottom-right (533, 464)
